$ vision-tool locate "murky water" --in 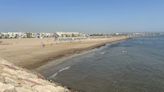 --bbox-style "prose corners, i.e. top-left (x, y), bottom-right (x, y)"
top-left (46, 36), bottom-right (164, 92)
